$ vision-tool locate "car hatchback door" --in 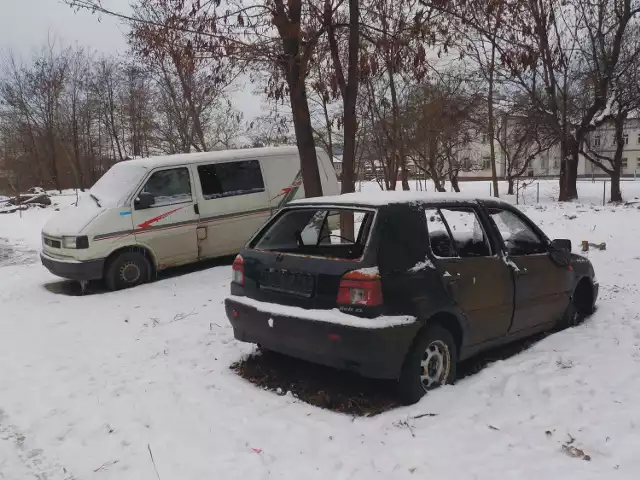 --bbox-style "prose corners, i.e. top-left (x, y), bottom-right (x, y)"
top-left (425, 206), bottom-right (514, 346)
top-left (488, 207), bottom-right (573, 332)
